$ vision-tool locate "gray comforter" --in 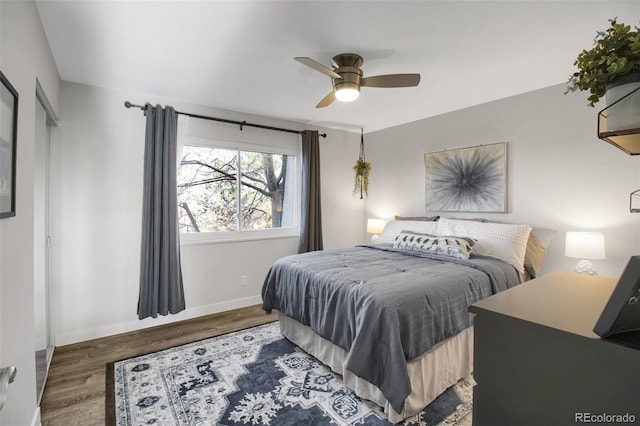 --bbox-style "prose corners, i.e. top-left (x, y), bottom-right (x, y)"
top-left (261, 244), bottom-right (520, 413)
